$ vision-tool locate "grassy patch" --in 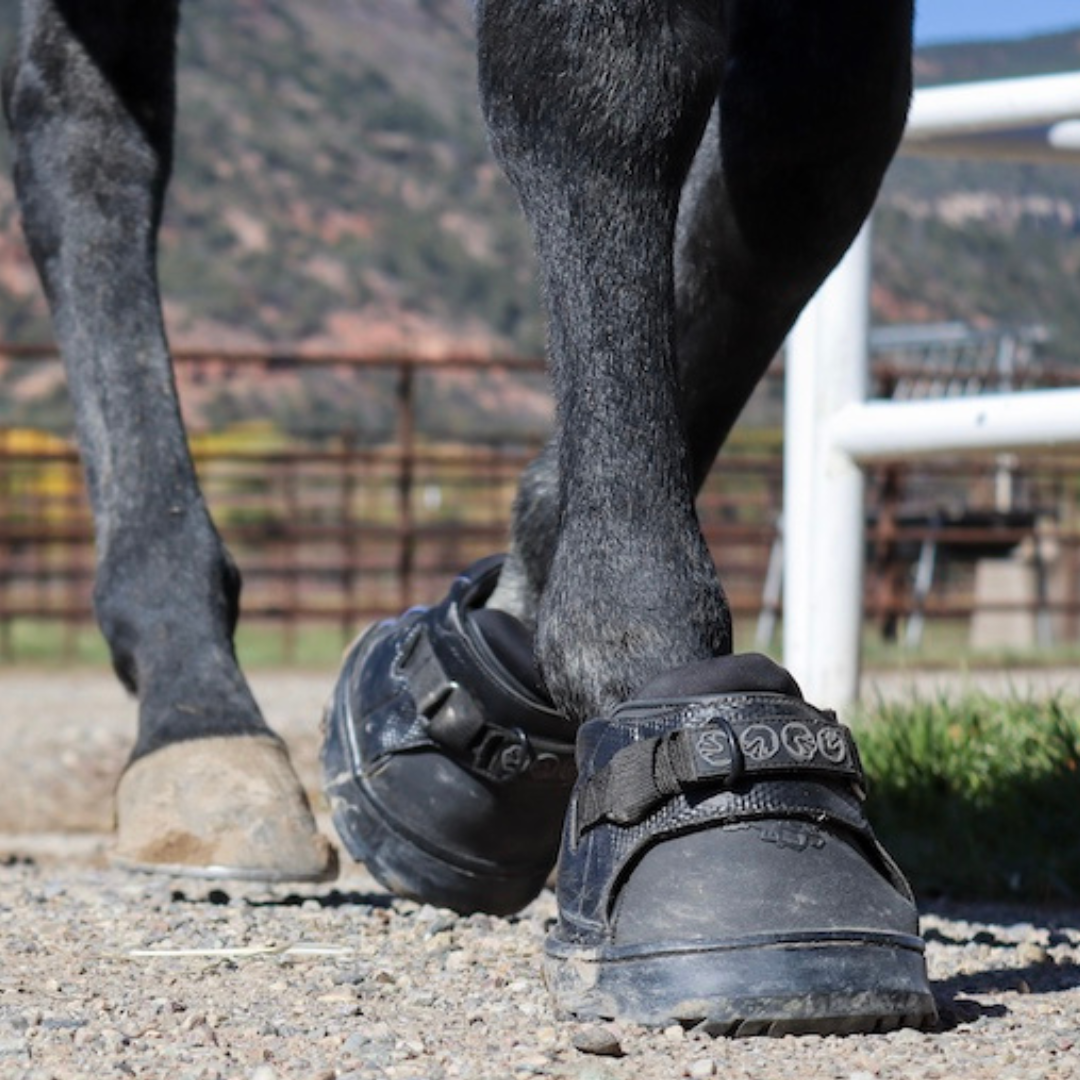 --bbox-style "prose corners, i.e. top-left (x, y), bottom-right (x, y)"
top-left (0, 620), bottom-right (111, 666)
top-left (855, 693), bottom-right (1080, 903)
top-left (0, 618), bottom-right (354, 670)
top-left (861, 617), bottom-right (1080, 673)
